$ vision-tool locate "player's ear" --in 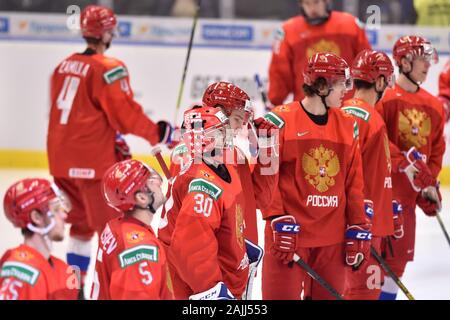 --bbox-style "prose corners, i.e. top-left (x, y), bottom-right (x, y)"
top-left (134, 191), bottom-right (148, 207)
top-left (400, 57), bottom-right (412, 73)
top-left (30, 209), bottom-right (45, 227)
top-left (375, 76), bottom-right (385, 91)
